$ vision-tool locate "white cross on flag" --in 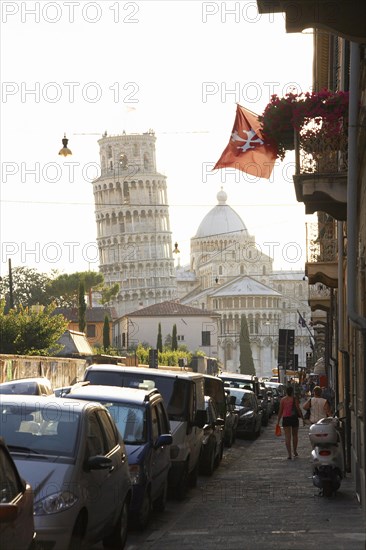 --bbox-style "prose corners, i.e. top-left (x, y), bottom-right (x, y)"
top-left (214, 104), bottom-right (276, 179)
